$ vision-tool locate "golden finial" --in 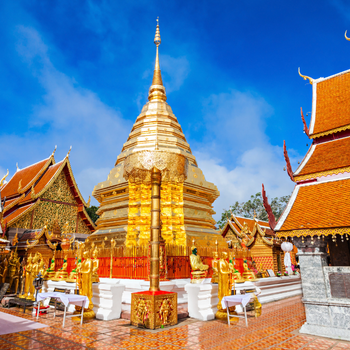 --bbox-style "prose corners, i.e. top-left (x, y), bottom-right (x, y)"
top-left (345, 30), bottom-right (350, 41)
top-left (16, 163), bottom-right (19, 172)
top-left (13, 229), bottom-right (18, 246)
top-left (154, 17), bottom-right (161, 47)
top-left (298, 67), bottom-right (313, 84)
top-left (149, 17), bottom-right (165, 94)
top-left (17, 179), bottom-right (22, 193)
top-left (31, 184), bottom-right (35, 198)
top-left (0, 170), bottom-right (9, 187)
top-left (87, 196), bottom-right (91, 207)
top-left (66, 146), bottom-right (72, 158)
top-left (51, 145), bottom-right (57, 157)
top-left (253, 210), bottom-right (257, 219)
